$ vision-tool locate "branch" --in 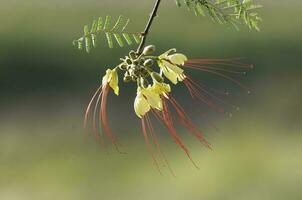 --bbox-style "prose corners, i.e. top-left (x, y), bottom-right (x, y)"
top-left (136, 0), bottom-right (162, 54)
